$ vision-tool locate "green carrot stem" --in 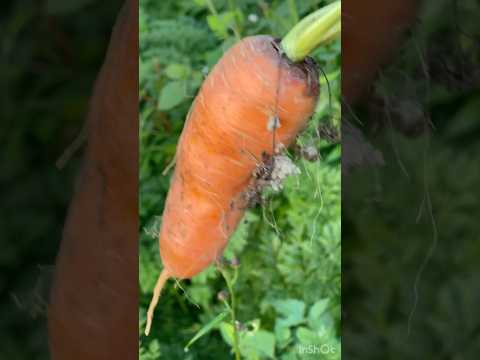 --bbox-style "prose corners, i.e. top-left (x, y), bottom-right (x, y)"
top-left (281, 1), bottom-right (341, 62)
top-left (221, 268), bottom-right (241, 360)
